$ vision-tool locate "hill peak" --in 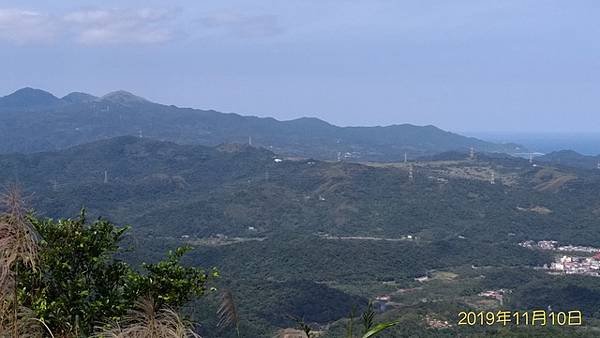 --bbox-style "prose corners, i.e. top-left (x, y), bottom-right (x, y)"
top-left (9, 87), bottom-right (55, 97)
top-left (101, 90), bottom-right (149, 104)
top-left (0, 87), bottom-right (62, 108)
